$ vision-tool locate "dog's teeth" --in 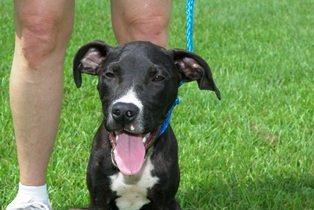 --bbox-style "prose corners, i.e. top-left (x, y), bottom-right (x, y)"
top-left (130, 125), bottom-right (135, 131)
top-left (142, 137), bottom-right (147, 143)
top-left (116, 135), bottom-right (119, 142)
top-left (143, 133), bottom-right (151, 143)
